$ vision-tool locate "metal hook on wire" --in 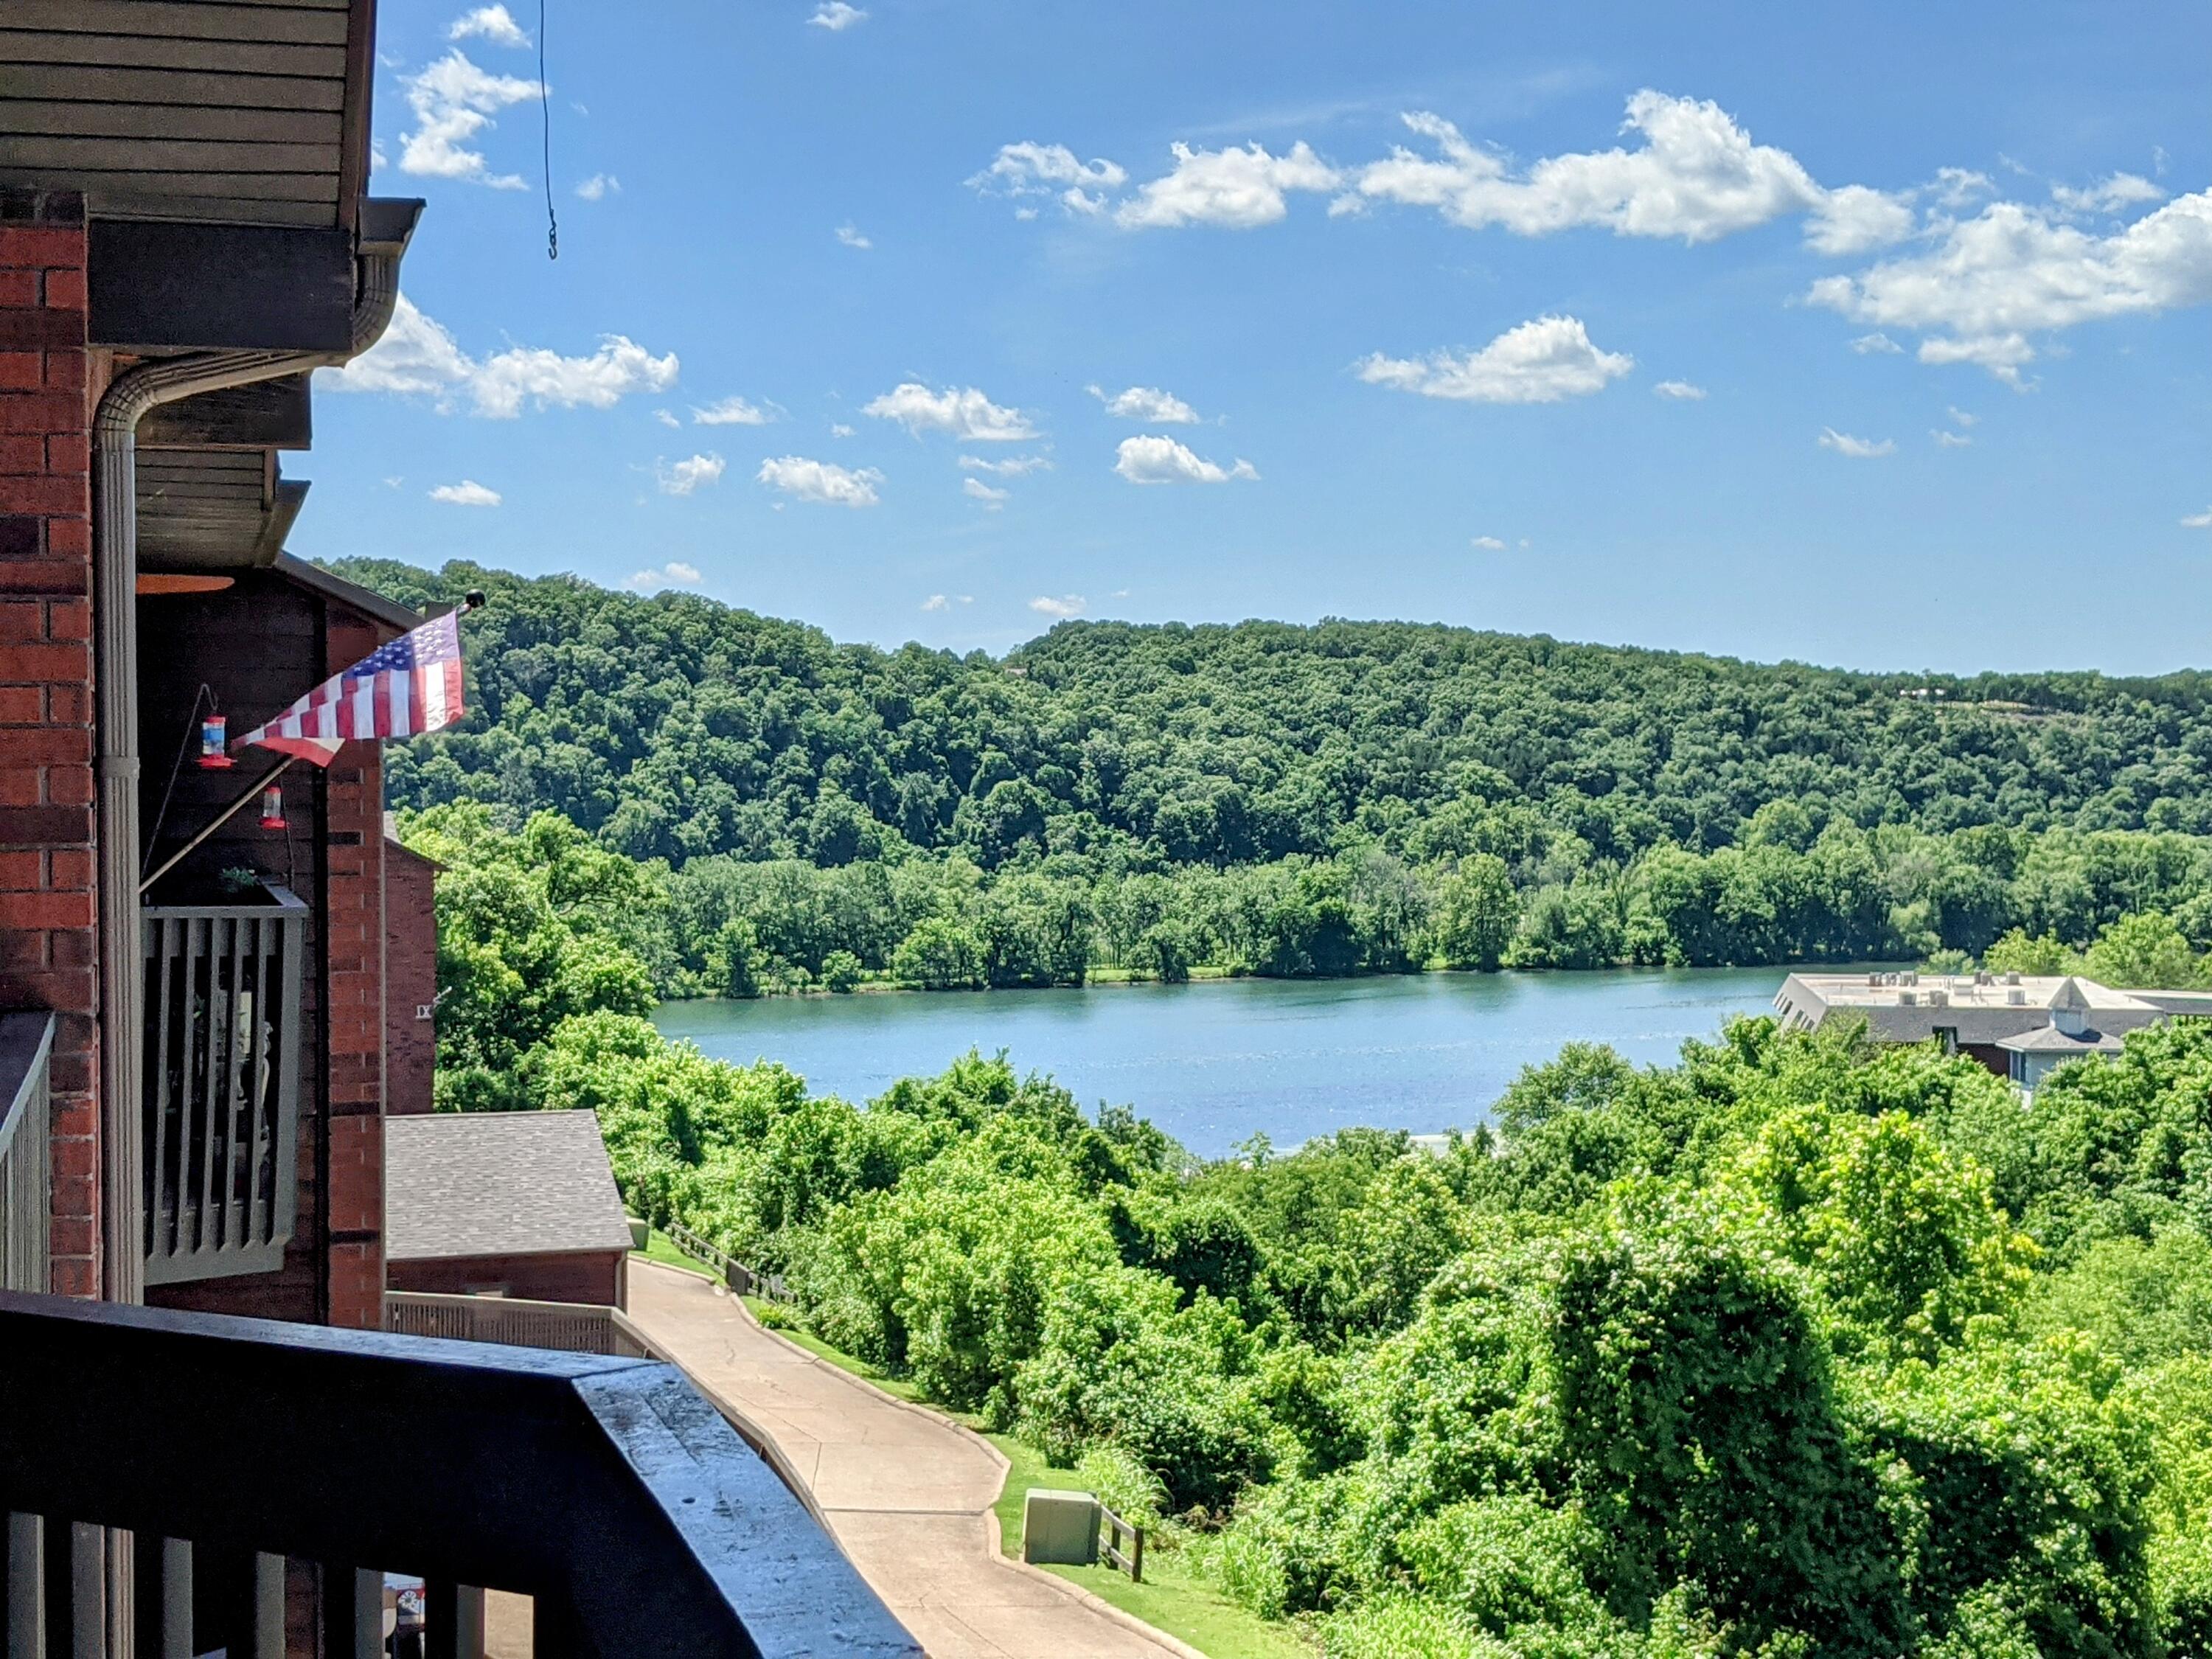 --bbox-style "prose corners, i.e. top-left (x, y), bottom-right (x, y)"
top-left (540, 0), bottom-right (558, 260)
